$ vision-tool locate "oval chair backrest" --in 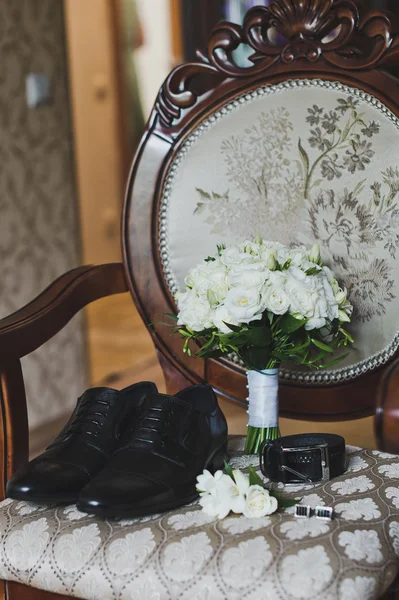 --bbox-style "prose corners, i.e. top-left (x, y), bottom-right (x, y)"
top-left (123, 0), bottom-right (399, 421)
